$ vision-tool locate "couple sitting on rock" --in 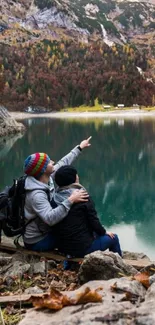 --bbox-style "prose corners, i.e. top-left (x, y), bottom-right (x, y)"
top-left (23, 137), bottom-right (122, 257)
